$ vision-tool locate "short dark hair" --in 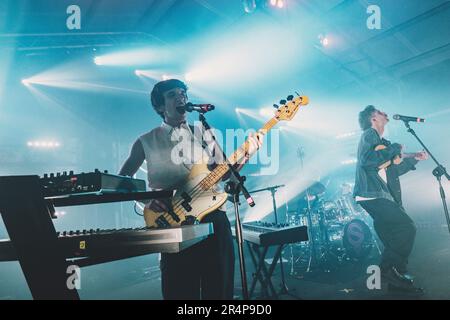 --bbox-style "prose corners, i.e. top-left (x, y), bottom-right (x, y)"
top-left (150, 79), bottom-right (188, 118)
top-left (358, 105), bottom-right (377, 130)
